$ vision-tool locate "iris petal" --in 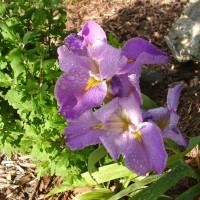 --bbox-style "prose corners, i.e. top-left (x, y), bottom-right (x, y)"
top-left (81, 20), bottom-right (107, 47)
top-left (167, 83), bottom-right (183, 111)
top-left (65, 110), bottom-right (105, 150)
